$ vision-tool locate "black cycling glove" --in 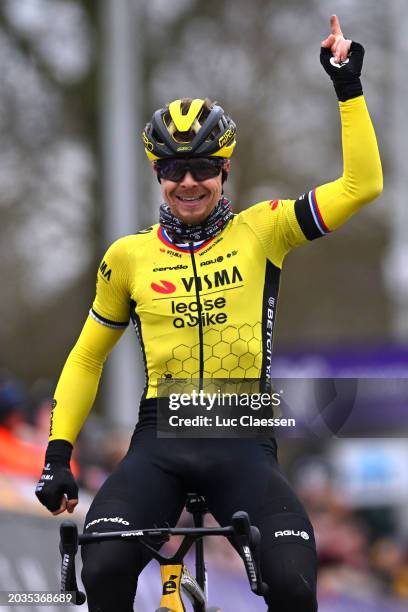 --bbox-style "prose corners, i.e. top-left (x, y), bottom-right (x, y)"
top-left (320, 41), bottom-right (364, 102)
top-left (35, 439), bottom-right (78, 513)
